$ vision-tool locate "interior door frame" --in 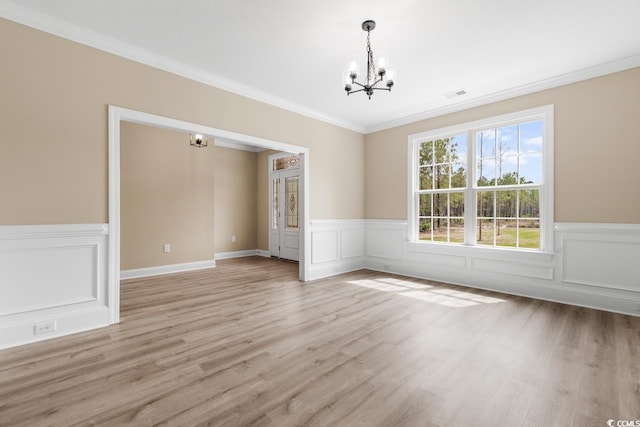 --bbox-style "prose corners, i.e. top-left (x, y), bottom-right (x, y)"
top-left (268, 152), bottom-right (302, 261)
top-left (107, 105), bottom-right (310, 324)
